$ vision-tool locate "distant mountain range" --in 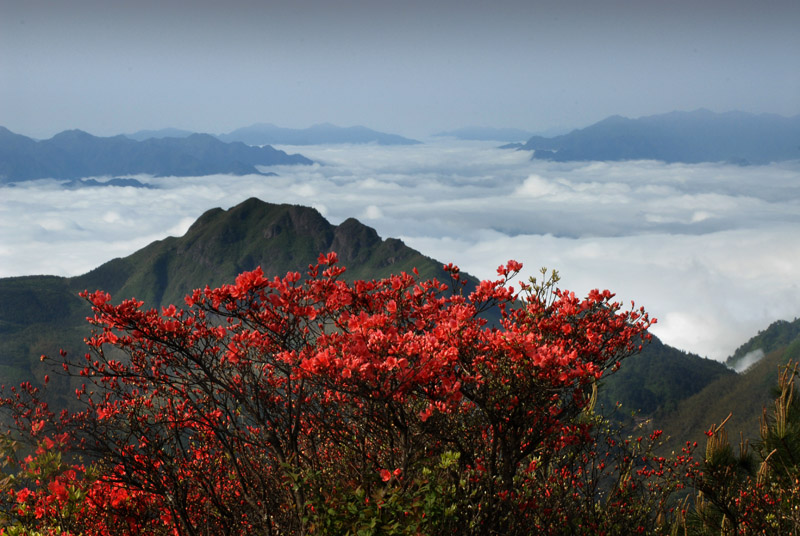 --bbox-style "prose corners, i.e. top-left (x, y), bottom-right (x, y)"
top-left (126, 123), bottom-right (421, 146)
top-left (7, 110), bottom-right (797, 183)
top-left (0, 127), bottom-right (312, 183)
top-left (63, 178), bottom-right (154, 190)
top-left (431, 127), bottom-right (537, 142)
top-left (124, 128), bottom-right (196, 141)
top-left (216, 123), bottom-right (421, 146)
top-left (517, 109), bottom-right (800, 164)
